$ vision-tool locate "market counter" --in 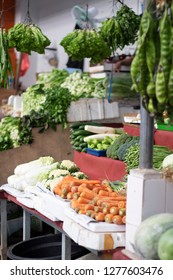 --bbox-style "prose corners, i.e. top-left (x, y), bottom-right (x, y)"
top-left (74, 151), bottom-right (127, 181)
top-left (123, 124), bottom-right (173, 150)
